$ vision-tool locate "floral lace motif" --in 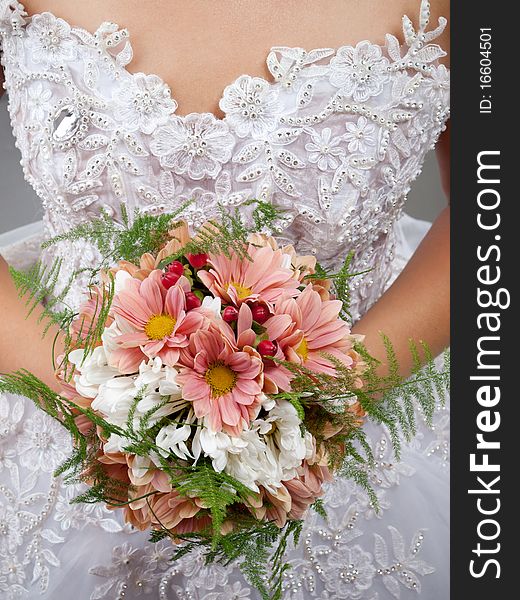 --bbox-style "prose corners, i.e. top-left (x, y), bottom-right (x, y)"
top-left (112, 73), bottom-right (178, 135)
top-left (150, 114), bottom-right (235, 179)
top-left (1, 1), bottom-right (450, 598)
top-left (329, 42), bottom-right (390, 102)
top-left (0, 395), bottom-right (126, 599)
